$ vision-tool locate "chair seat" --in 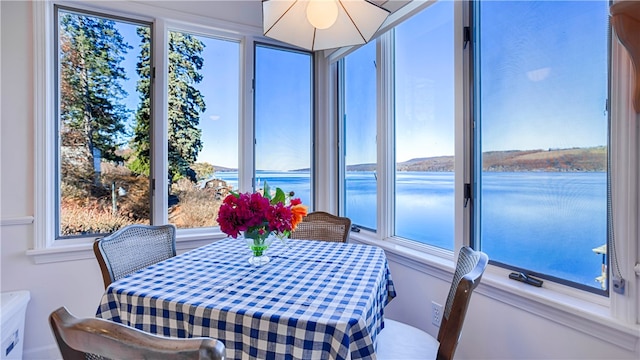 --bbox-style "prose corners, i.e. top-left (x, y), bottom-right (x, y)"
top-left (376, 319), bottom-right (439, 359)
